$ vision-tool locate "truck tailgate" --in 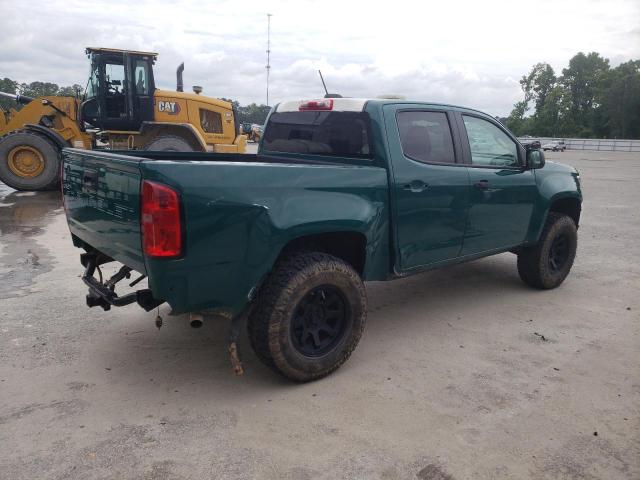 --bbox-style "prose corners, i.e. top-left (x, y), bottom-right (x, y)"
top-left (62, 149), bottom-right (146, 273)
